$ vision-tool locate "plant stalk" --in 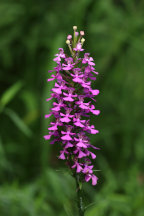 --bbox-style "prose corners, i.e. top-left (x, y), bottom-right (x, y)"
top-left (75, 174), bottom-right (85, 216)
